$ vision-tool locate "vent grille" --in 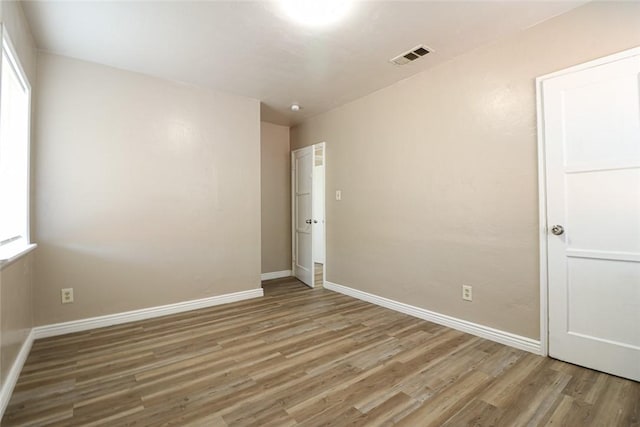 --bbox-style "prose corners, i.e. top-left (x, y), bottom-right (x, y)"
top-left (390, 45), bottom-right (431, 66)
